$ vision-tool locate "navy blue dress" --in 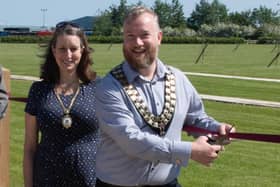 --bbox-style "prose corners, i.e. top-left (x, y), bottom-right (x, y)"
top-left (25, 80), bottom-right (99, 187)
